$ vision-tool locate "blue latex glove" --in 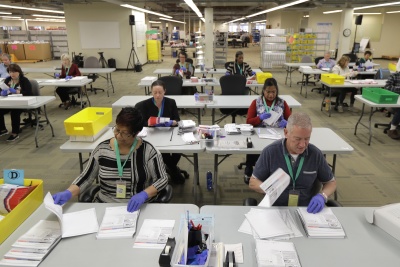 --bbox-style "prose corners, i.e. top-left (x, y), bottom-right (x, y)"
top-left (154, 123), bottom-right (165, 127)
top-left (164, 121), bottom-right (173, 127)
top-left (307, 194), bottom-right (325, 214)
top-left (175, 69), bottom-right (180, 75)
top-left (251, 71), bottom-right (256, 76)
top-left (65, 76), bottom-right (73, 80)
top-left (9, 88), bottom-right (17, 94)
top-left (127, 191), bottom-right (148, 212)
top-left (225, 71), bottom-right (231, 76)
top-left (278, 119), bottom-right (287, 128)
top-left (181, 66), bottom-right (187, 72)
top-left (1, 90), bottom-right (8, 96)
top-left (259, 113), bottom-right (271, 121)
top-left (53, 190), bottom-right (72, 205)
